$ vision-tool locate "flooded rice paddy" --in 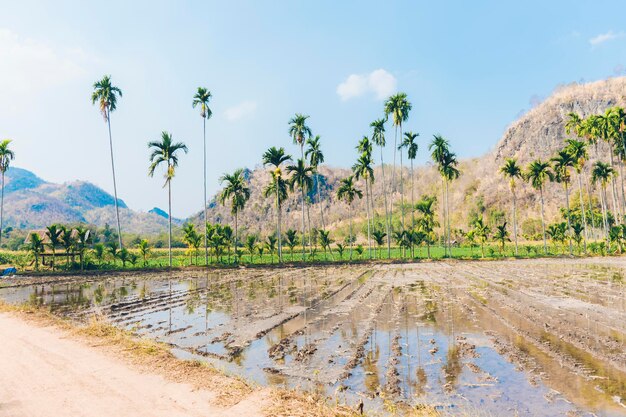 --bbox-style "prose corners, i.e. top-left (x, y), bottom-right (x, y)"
top-left (1, 258), bottom-right (625, 416)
